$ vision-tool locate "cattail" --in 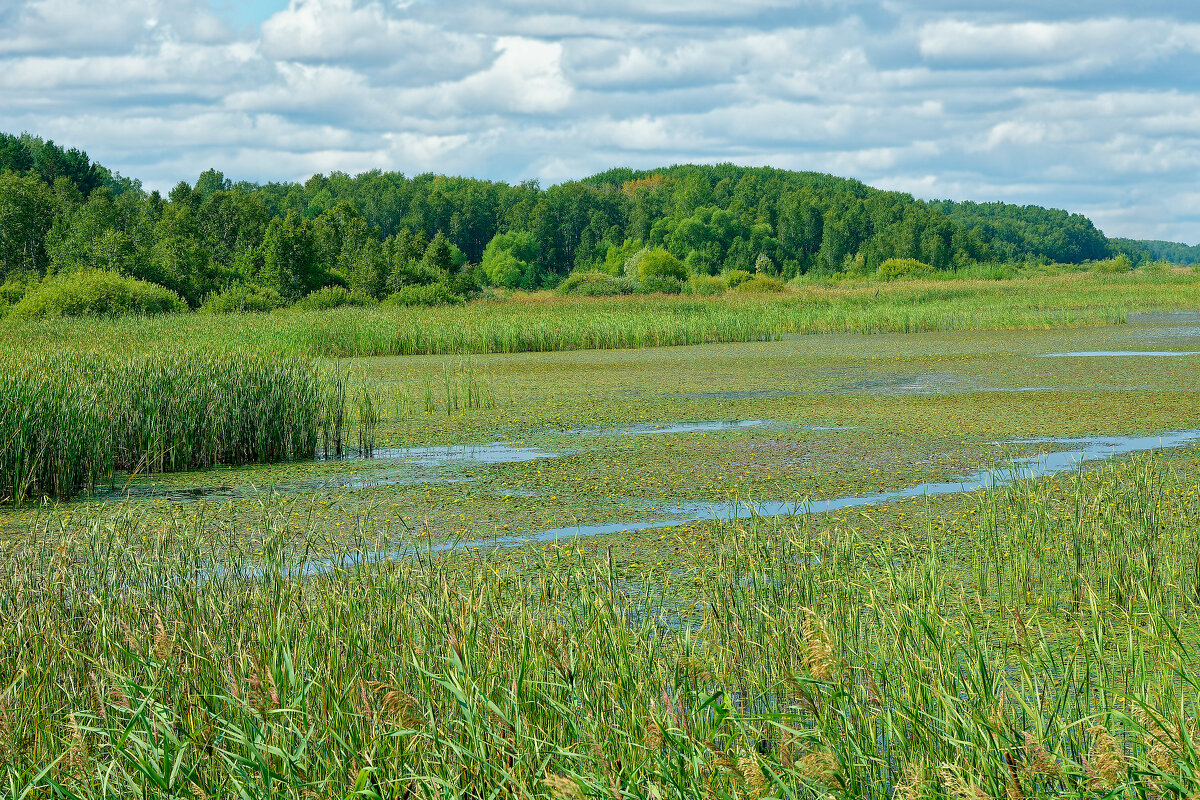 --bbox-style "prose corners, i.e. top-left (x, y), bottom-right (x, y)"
top-left (801, 608), bottom-right (836, 682)
top-left (1087, 725), bottom-right (1126, 791)
top-left (1021, 732), bottom-right (1061, 779)
top-left (541, 775), bottom-right (584, 800)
